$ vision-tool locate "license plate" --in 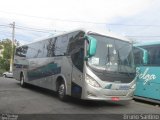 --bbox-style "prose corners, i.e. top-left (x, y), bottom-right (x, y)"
top-left (119, 85), bottom-right (129, 90)
top-left (111, 97), bottom-right (120, 101)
